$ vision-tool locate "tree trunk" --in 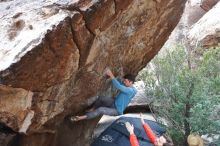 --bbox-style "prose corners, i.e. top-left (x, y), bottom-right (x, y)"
top-left (184, 82), bottom-right (194, 146)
